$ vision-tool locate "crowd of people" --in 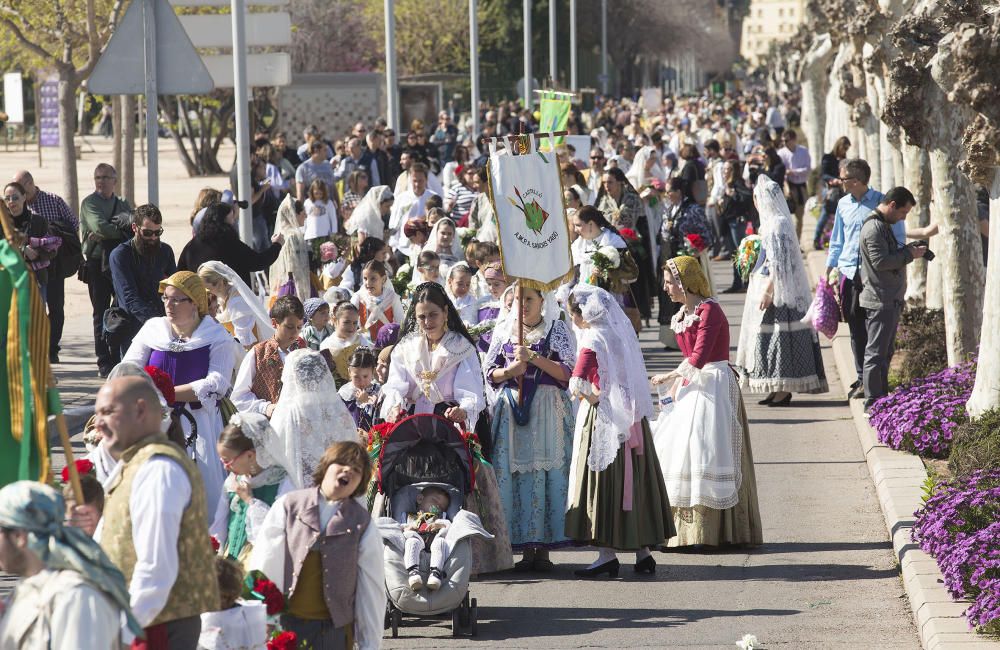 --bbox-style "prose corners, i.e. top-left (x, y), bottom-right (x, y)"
top-left (0, 86), bottom-right (960, 648)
